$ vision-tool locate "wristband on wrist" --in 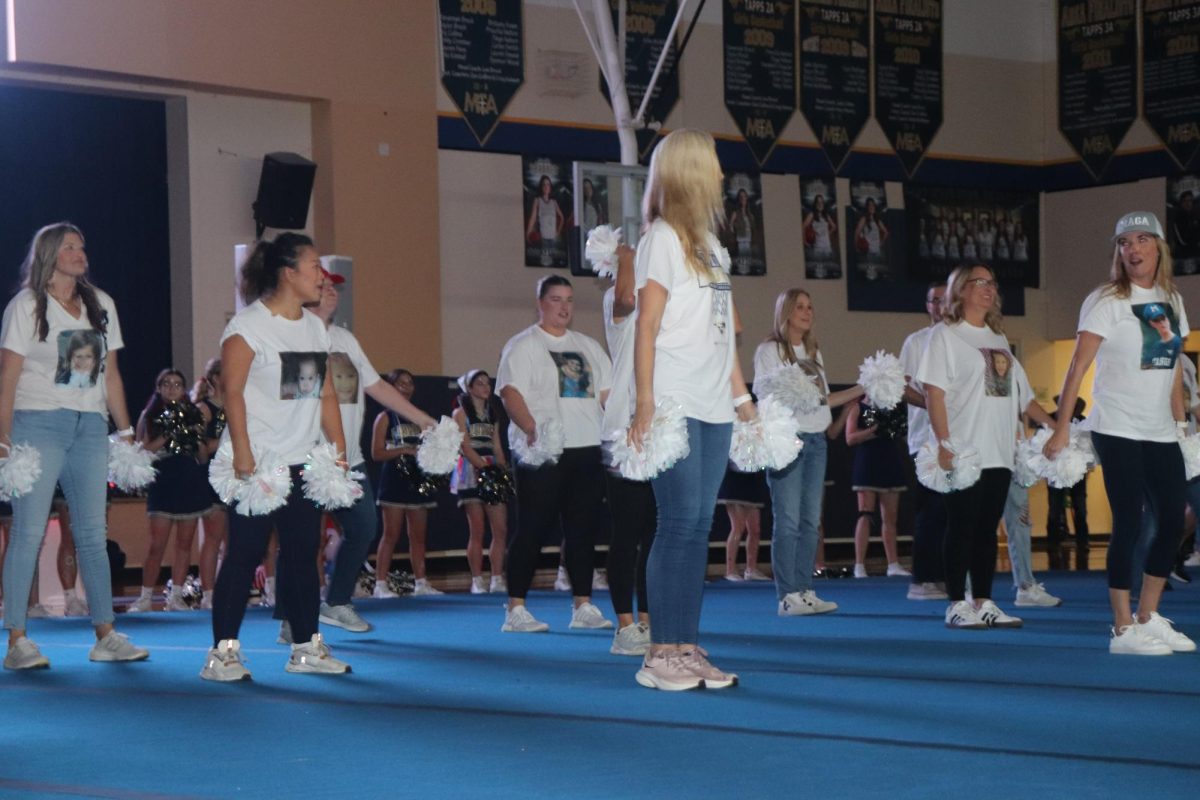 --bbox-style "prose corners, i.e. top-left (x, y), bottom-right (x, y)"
top-left (733, 393), bottom-right (752, 408)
